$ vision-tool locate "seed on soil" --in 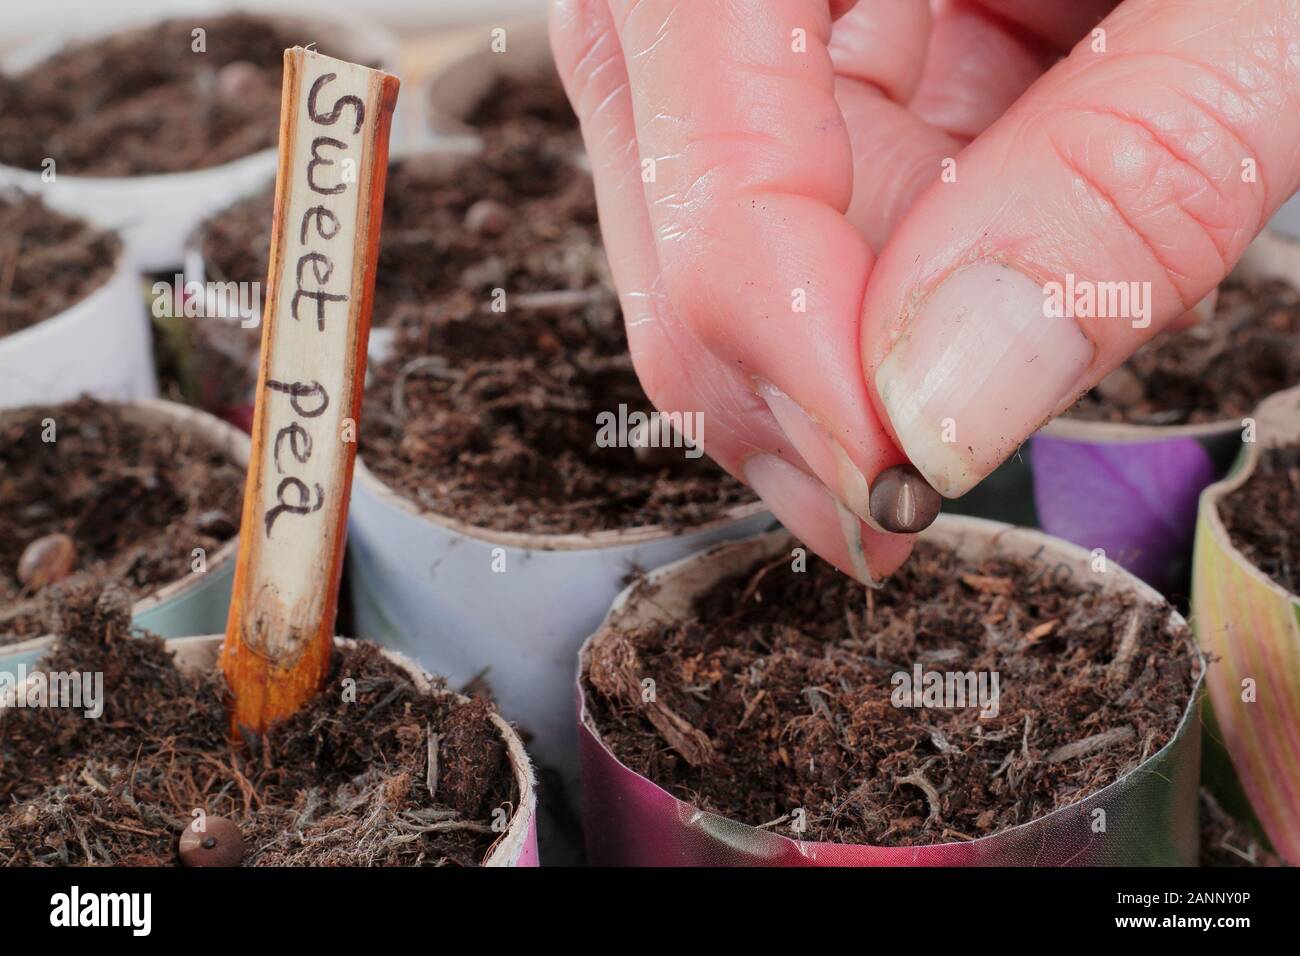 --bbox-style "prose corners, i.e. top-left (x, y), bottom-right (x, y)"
top-left (215, 61), bottom-right (266, 102)
top-left (463, 199), bottom-right (510, 237)
top-left (630, 419), bottom-right (694, 469)
top-left (16, 533), bottom-right (77, 589)
top-left (869, 464), bottom-right (942, 533)
top-left (178, 815), bottom-right (244, 867)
